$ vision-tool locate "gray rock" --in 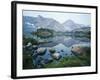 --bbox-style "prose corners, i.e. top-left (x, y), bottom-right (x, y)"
top-left (71, 44), bottom-right (90, 55)
top-left (49, 48), bottom-right (56, 54)
top-left (37, 48), bottom-right (46, 55)
top-left (51, 52), bottom-right (61, 60)
top-left (26, 42), bottom-right (32, 47)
